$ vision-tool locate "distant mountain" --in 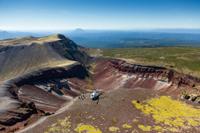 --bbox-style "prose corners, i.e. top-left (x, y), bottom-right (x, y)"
top-left (74, 28), bottom-right (85, 32)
